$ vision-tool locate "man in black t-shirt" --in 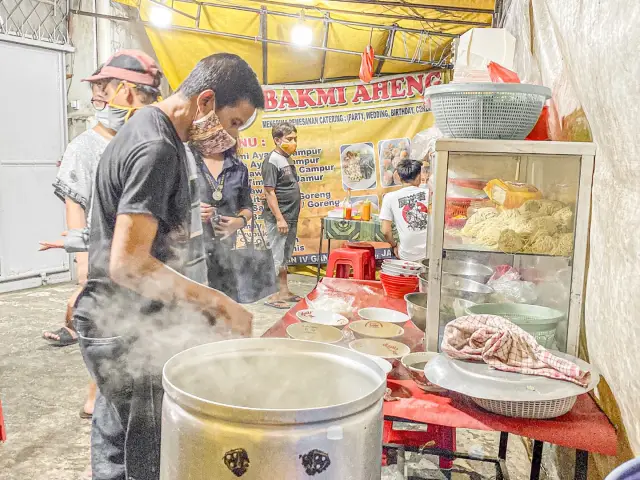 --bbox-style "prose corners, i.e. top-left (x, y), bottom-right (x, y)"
top-left (74, 53), bottom-right (265, 480)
